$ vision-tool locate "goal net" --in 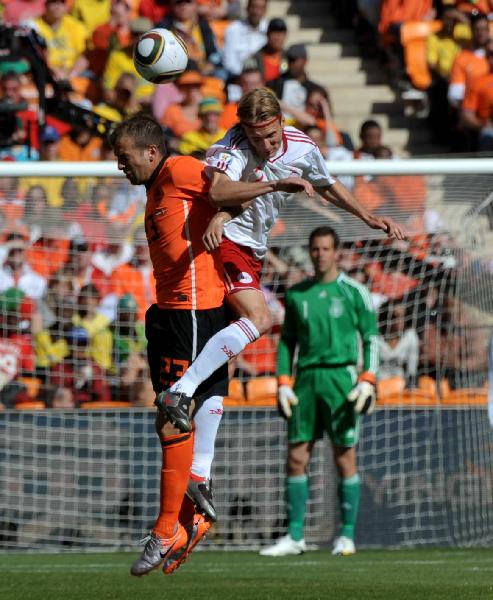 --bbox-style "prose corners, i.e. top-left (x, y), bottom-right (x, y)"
top-left (0, 159), bottom-right (493, 551)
